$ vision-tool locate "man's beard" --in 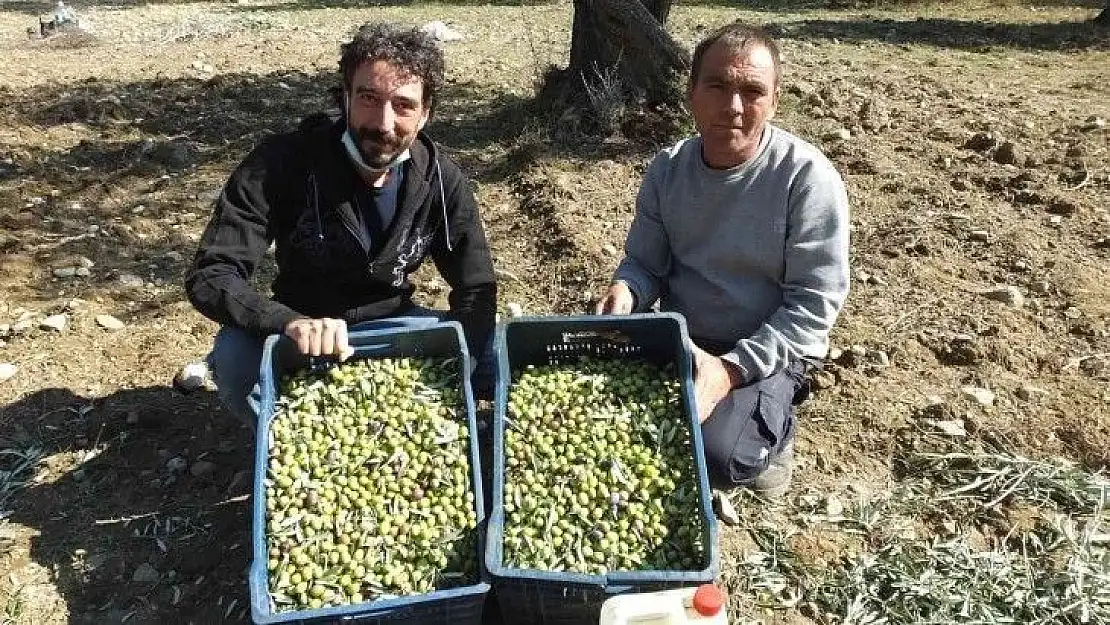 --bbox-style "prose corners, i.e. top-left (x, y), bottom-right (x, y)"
top-left (351, 126), bottom-right (407, 169)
